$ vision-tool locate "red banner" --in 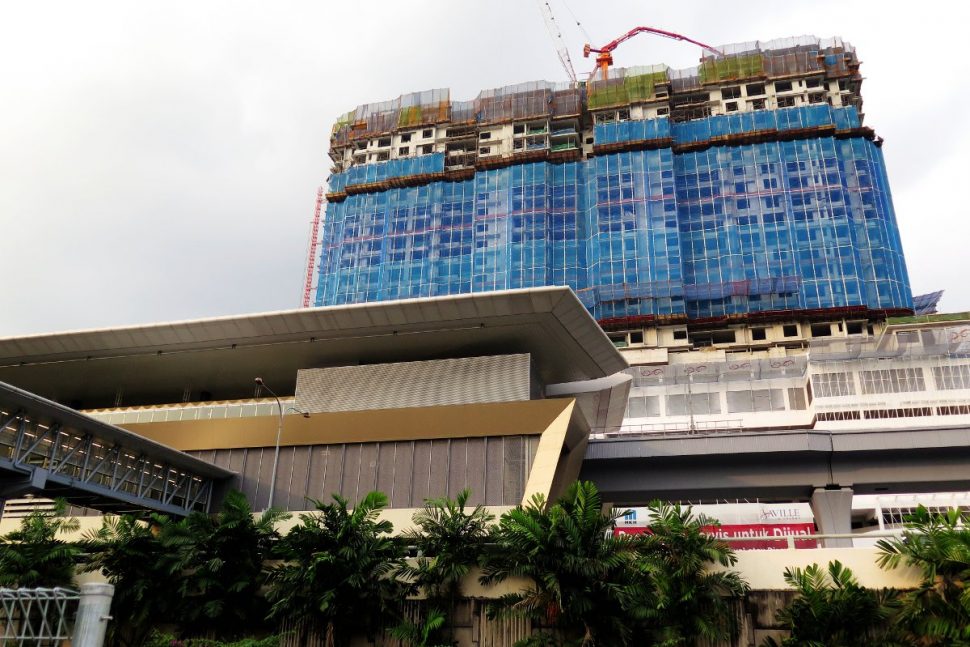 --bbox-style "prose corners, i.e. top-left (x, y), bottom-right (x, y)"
top-left (615, 522), bottom-right (817, 550)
